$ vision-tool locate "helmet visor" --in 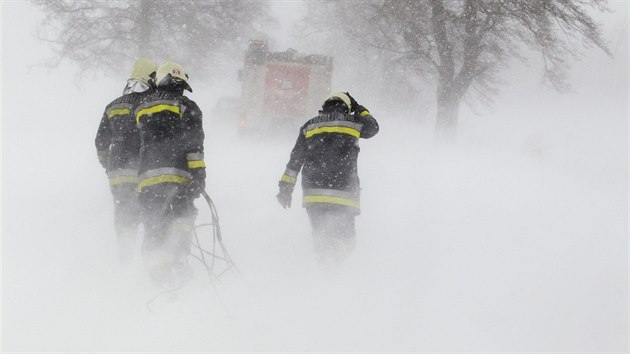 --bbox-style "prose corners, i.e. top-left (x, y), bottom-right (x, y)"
top-left (122, 79), bottom-right (150, 95)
